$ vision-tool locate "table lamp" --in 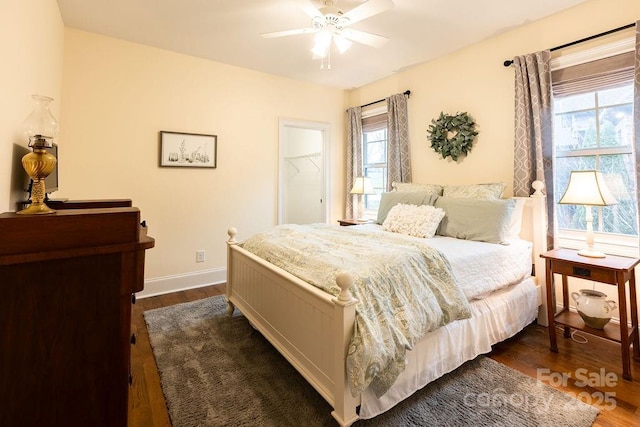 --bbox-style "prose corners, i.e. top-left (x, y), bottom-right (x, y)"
top-left (350, 176), bottom-right (376, 221)
top-left (558, 170), bottom-right (617, 258)
top-left (18, 95), bottom-right (59, 215)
